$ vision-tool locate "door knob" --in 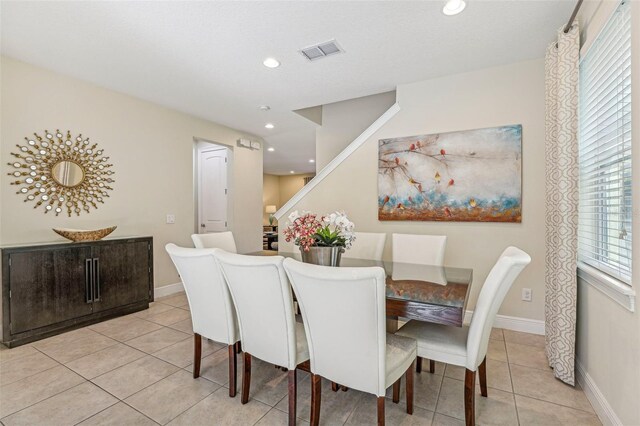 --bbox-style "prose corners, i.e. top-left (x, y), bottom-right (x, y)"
top-left (200, 224), bottom-right (205, 228)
